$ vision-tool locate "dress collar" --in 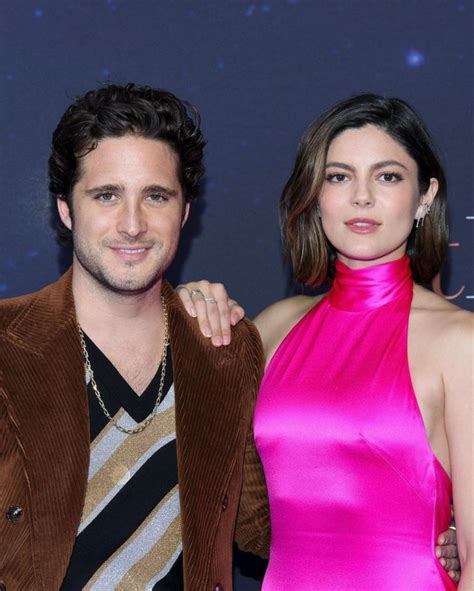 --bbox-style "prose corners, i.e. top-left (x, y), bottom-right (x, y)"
top-left (328, 256), bottom-right (413, 312)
